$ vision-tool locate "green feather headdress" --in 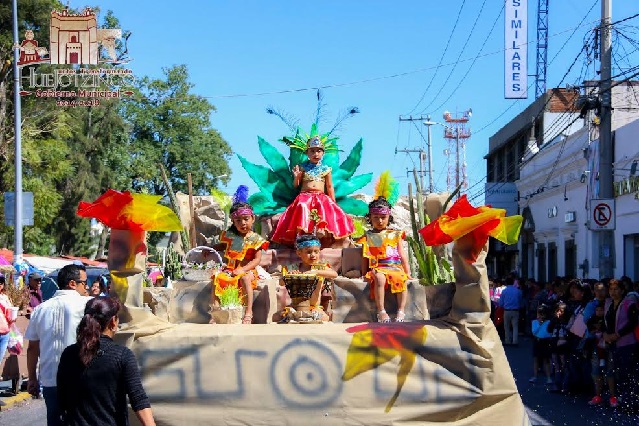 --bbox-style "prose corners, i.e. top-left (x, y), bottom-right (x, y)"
top-left (374, 170), bottom-right (400, 207)
top-left (281, 123), bottom-right (339, 152)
